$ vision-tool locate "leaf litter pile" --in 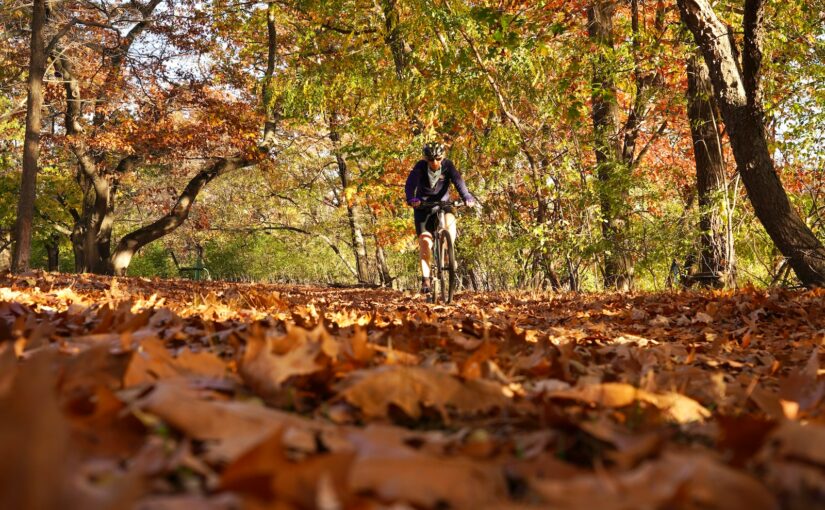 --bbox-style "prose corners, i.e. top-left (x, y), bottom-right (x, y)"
top-left (1, 273), bottom-right (824, 509)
